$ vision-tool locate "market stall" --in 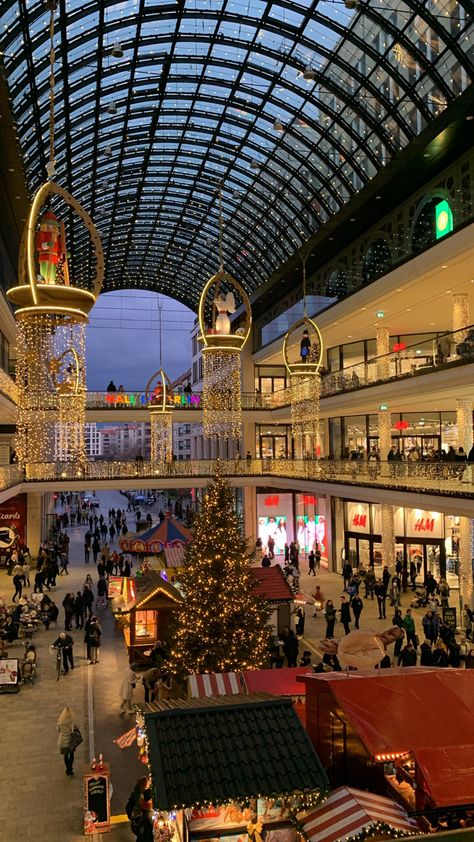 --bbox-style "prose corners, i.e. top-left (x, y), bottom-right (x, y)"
top-left (113, 572), bottom-right (183, 663)
top-left (119, 518), bottom-right (192, 555)
top-left (248, 565), bottom-right (294, 634)
top-left (135, 693), bottom-right (328, 842)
